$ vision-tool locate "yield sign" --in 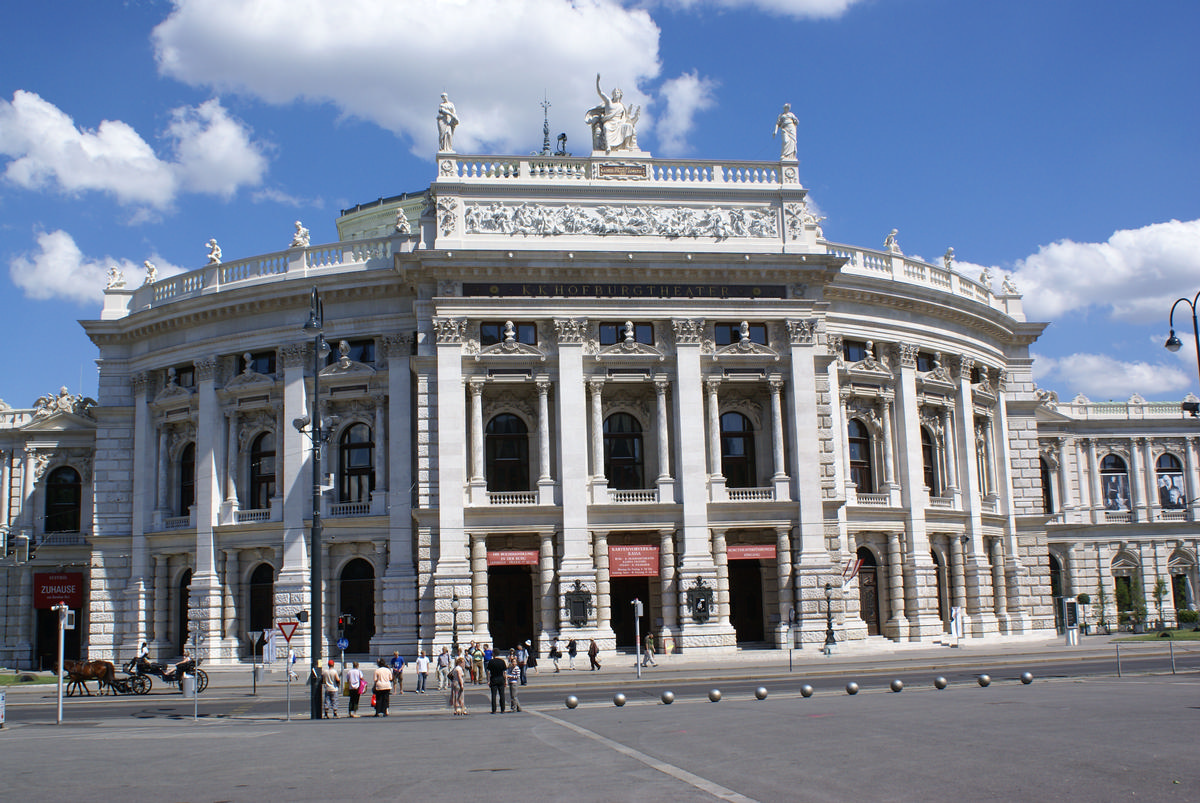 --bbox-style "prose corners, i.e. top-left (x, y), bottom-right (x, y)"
top-left (277, 621), bottom-right (299, 643)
